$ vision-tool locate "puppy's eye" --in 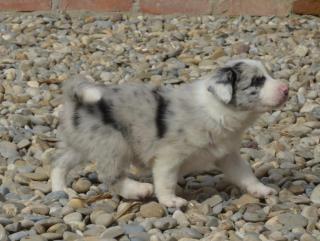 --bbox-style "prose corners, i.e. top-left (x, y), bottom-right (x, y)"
top-left (251, 76), bottom-right (266, 87)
